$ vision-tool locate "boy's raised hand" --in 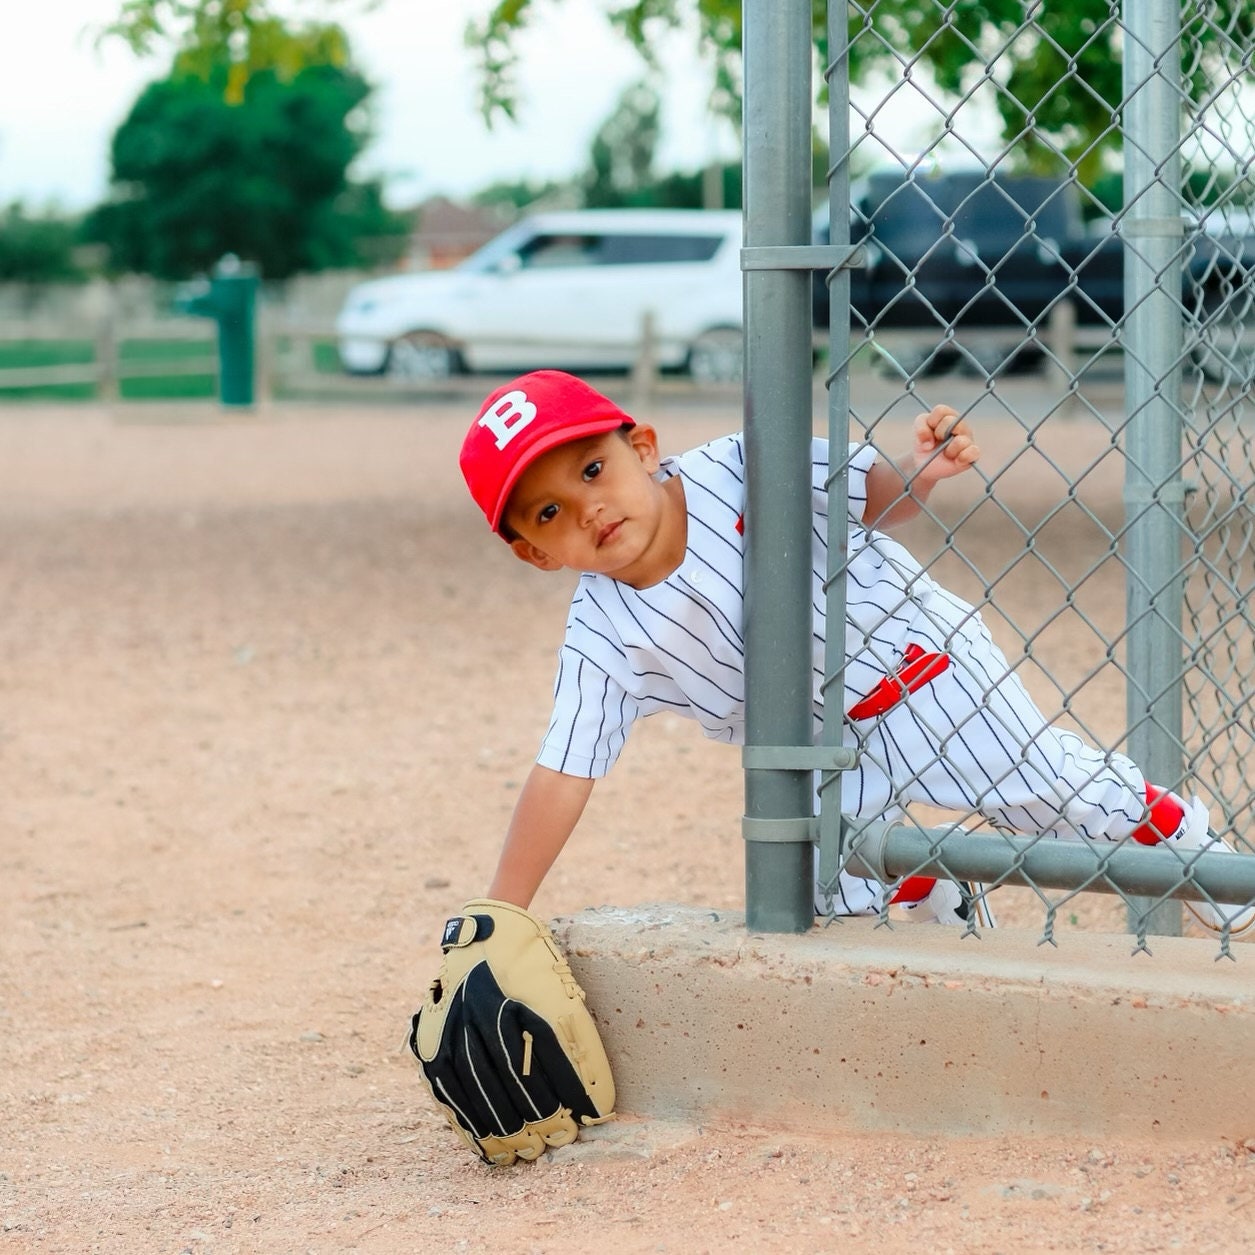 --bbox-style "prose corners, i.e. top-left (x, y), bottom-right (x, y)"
top-left (912, 404), bottom-right (980, 485)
